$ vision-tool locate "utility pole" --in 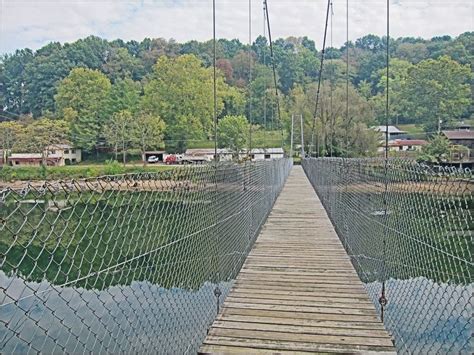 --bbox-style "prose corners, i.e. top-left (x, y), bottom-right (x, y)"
top-left (300, 114), bottom-right (305, 158)
top-left (290, 114), bottom-right (294, 158)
